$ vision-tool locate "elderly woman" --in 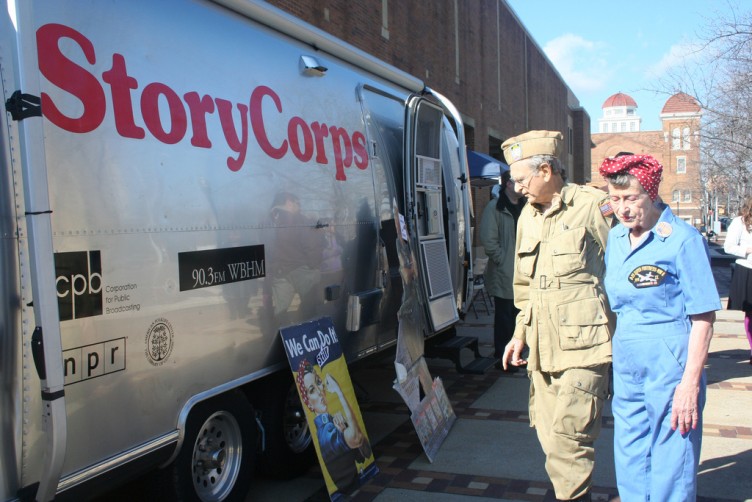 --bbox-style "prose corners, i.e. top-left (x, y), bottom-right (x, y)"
top-left (599, 154), bottom-right (721, 501)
